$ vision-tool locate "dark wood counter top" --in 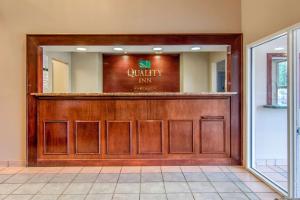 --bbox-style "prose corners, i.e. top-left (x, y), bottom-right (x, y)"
top-left (31, 92), bottom-right (237, 99)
